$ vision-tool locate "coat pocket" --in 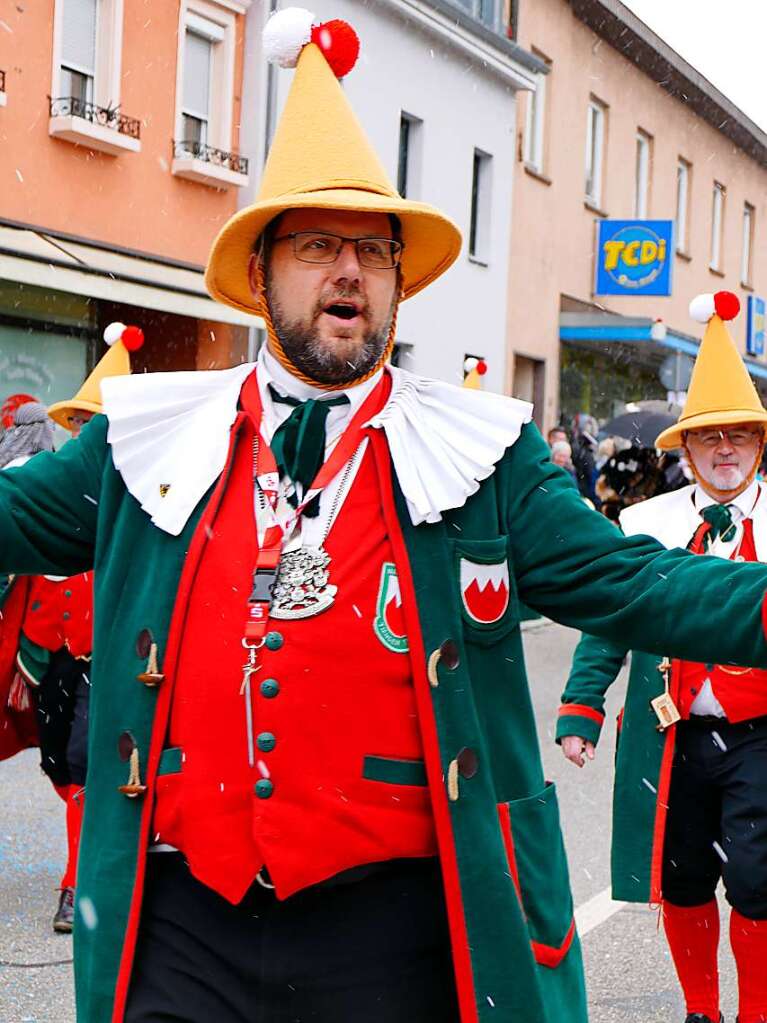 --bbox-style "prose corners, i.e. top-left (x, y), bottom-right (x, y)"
top-left (449, 536), bottom-right (518, 645)
top-left (497, 782), bottom-right (575, 968)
